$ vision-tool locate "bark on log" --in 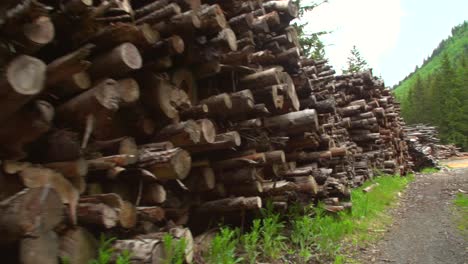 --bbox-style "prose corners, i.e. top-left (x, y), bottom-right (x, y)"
top-left (56, 79), bottom-right (120, 139)
top-left (263, 109), bottom-right (319, 134)
top-left (182, 131), bottom-right (241, 153)
top-left (76, 202), bottom-right (118, 228)
top-left (154, 120), bottom-right (201, 147)
top-left (52, 72), bottom-right (92, 99)
top-left (0, 100), bottom-right (54, 160)
top-left (136, 3), bottom-right (181, 25)
top-left (138, 148), bottom-right (192, 180)
top-left (200, 93), bottom-right (233, 116)
top-left (142, 183), bottom-right (167, 204)
top-left (183, 167), bottom-right (216, 192)
top-left (239, 68), bottom-right (282, 89)
top-left (196, 196), bottom-right (262, 212)
top-left (221, 167), bottom-right (258, 183)
top-left (197, 4), bottom-right (227, 35)
top-left (89, 42), bottom-right (143, 79)
top-left (46, 44), bottom-right (94, 87)
top-left (137, 206), bottom-right (166, 223)
top-left (139, 73), bottom-right (180, 123)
